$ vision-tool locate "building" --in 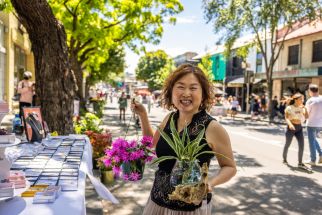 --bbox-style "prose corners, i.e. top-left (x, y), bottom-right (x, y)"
top-left (0, 12), bottom-right (34, 111)
top-left (173, 52), bottom-right (198, 67)
top-left (273, 20), bottom-right (322, 98)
